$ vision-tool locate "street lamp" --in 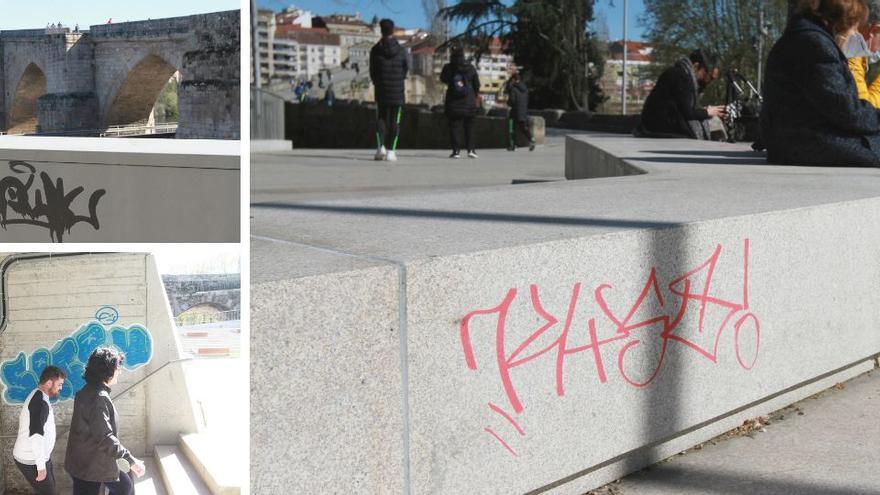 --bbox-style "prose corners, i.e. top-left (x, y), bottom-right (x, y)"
top-left (621, 0), bottom-right (628, 115)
